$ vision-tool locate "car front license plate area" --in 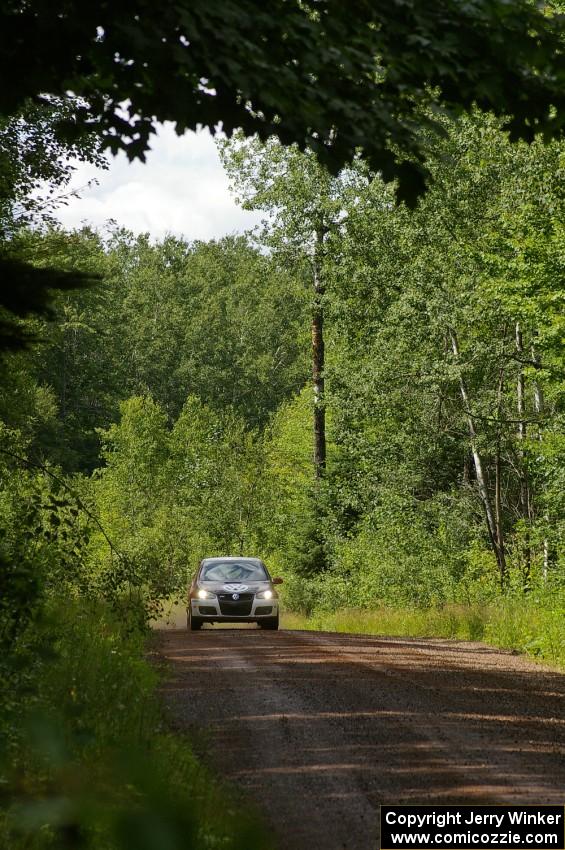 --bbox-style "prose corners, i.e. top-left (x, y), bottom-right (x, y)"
top-left (218, 592), bottom-right (253, 616)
